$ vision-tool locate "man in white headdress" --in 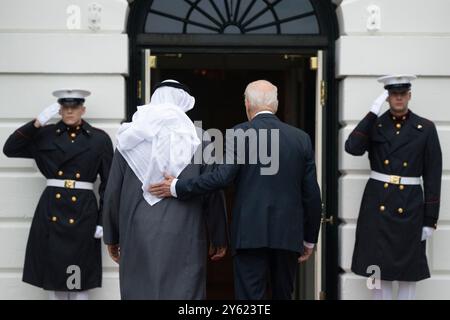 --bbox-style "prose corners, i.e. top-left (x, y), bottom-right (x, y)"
top-left (102, 80), bottom-right (228, 299)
